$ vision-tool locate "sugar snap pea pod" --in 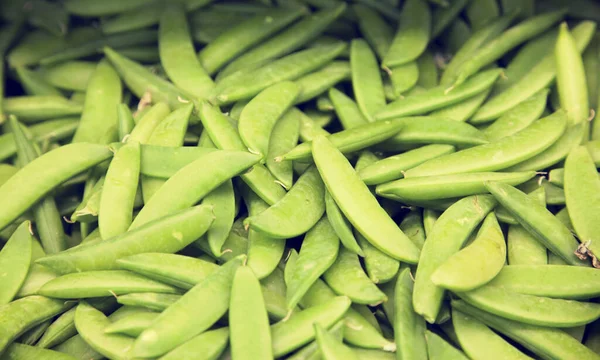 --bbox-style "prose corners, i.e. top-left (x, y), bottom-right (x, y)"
top-left (286, 217), bottom-right (339, 309)
top-left (3, 95), bottom-right (82, 122)
top-left (158, 3), bottom-right (214, 99)
top-left (63, 0), bottom-right (154, 16)
top-left (100, 0), bottom-right (163, 34)
top-left (1, 343), bottom-right (77, 360)
top-left (239, 81), bottom-right (299, 158)
top-left (159, 327), bottom-right (229, 360)
top-left (430, 88), bottom-right (491, 122)
top-left (387, 62), bottom-right (419, 97)
top-left (382, 0), bottom-right (431, 67)
top-left (431, 213), bottom-right (506, 291)
top-left (40, 61), bottom-right (95, 92)
top-left (116, 104), bottom-right (134, 141)
top-left (288, 321), bottom-right (344, 360)
top-left (15, 66), bottom-right (62, 97)
top-left (465, 0), bottom-right (500, 31)
top-left (219, 4), bottom-right (346, 78)
top-left (352, 348), bottom-right (395, 360)
top-left (351, 39), bottom-right (385, 121)
top-left (353, 4), bottom-right (393, 59)
top-left (391, 267), bottom-right (427, 358)
top-left (548, 168), bottom-right (566, 187)
top-left (104, 311), bottom-right (158, 337)
top-left (507, 223), bottom-right (547, 265)
top-left (399, 209), bottom-right (425, 250)
top-left (415, 49), bottom-right (438, 89)
top-left (201, 180), bottom-right (236, 258)
top-left (543, 180), bottom-right (565, 205)
top-left (483, 89), bottom-right (548, 140)
top-left (133, 256), bottom-right (244, 358)
top-left (472, 21), bottom-right (596, 122)
top-left (37, 307), bottom-right (80, 349)
top-left (230, 266), bottom-right (273, 360)
top-left (325, 191), bottom-right (363, 256)
top-left (0, 222), bottom-right (32, 305)
top-left (127, 102), bottom-right (170, 144)
top-left (431, 0), bottom-right (469, 38)
top-left (266, 109), bottom-right (300, 190)
top-left (356, 233), bottom-right (398, 284)
top-left (312, 136), bottom-right (420, 262)
top-left (294, 61), bottom-right (350, 104)
top-left (70, 177), bottom-right (104, 223)
top-left (422, 208), bottom-right (440, 238)
top-left (314, 323), bottom-right (359, 360)
top-left (271, 296), bottom-right (351, 357)
top-left (328, 88), bottom-right (368, 130)
top-left (296, 107), bottom-right (330, 142)
top-left (117, 293), bottom-right (180, 311)
top-left (136, 144), bottom-right (215, 178)
top-left (451, 9), bottom-right (566, 88)
top-left (377, 171), bottom-right (536, 202)
top-left (485, 182), bottom-right (583, 265)
top-left (376, 68), bottom-right (502, 120)
top-left (245, 165), bottom-right (325, 238)
top-left (425, 330), bottom-right (469, 360)
top-left (584, 35), bottom-right (600, 111)
top-left (405, 110), bottom-right (567, 177)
